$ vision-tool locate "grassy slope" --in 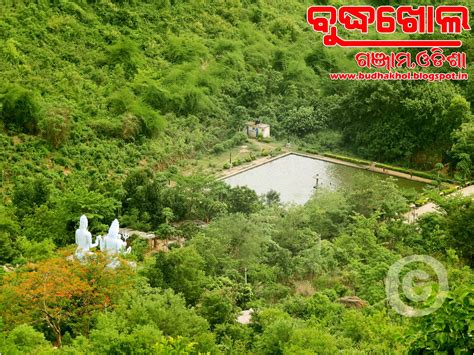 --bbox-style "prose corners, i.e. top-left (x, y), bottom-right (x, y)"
top-left (1, 1), bottom-right (471, 199)
top-left (0, 0), bottom-right (337, 196)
